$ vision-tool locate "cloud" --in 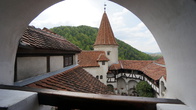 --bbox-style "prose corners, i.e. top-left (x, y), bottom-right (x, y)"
top-left (29, 0), bottom-right (161, 53)
top-left (30, 0), bottom-right (103, 28)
